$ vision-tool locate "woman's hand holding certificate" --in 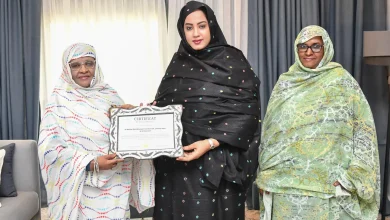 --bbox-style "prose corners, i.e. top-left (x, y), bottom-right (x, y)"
top-left (109, 105), bottom-right (184, 159)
